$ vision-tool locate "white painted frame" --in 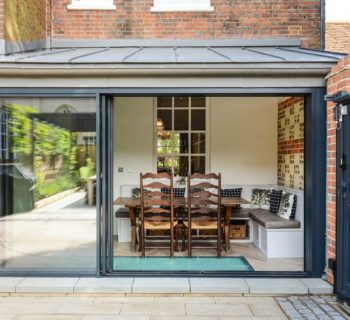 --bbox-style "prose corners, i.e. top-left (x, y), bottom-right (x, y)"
top-left (151, 0), bottom-right (214, 12)
top-left (67, 0), bottom-right (116, 10)
top-left (153, 96), bottom-right (210, 180)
